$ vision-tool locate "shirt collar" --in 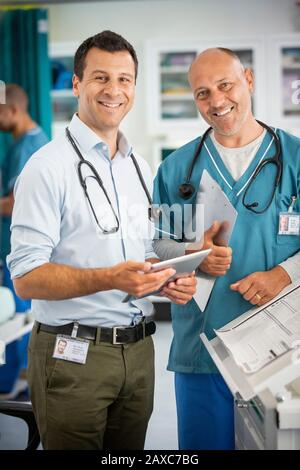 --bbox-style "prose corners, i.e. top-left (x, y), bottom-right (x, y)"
top-left (68, 113), bottom-right (132, 158)
top-left (117, 132), bottom-right (132, 158)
